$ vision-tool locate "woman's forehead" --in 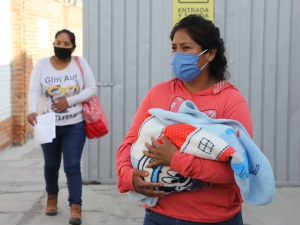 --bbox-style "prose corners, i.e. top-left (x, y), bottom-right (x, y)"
top-left (55, 33), bottom-right (71, 42)
top-left (172, 30), bottom-right (196, 44)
